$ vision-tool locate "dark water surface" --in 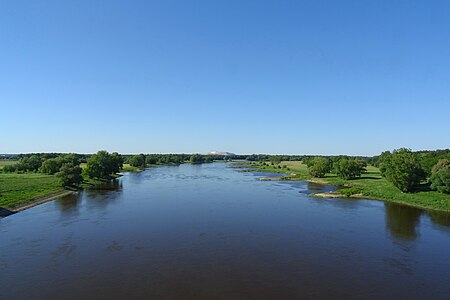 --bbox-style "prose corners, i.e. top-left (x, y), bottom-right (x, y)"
top-left (1, 163), bottom-right (450, 299)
